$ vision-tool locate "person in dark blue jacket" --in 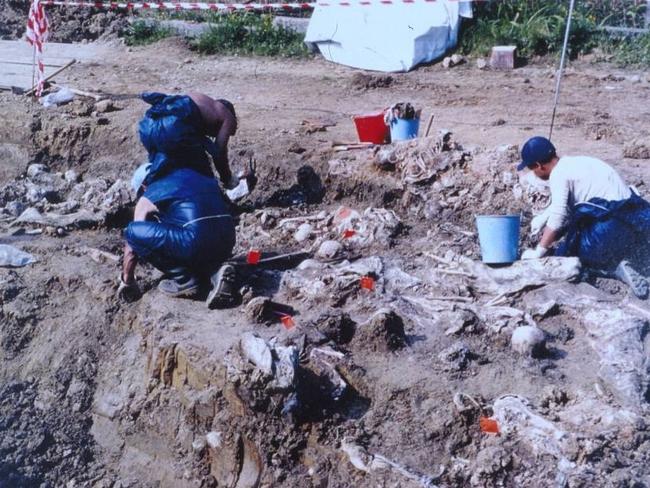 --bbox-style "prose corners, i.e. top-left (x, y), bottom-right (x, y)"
top-left (138, 91), bottom-right (239, 190)
top-left (118, 164), bottom-right (237, 306)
